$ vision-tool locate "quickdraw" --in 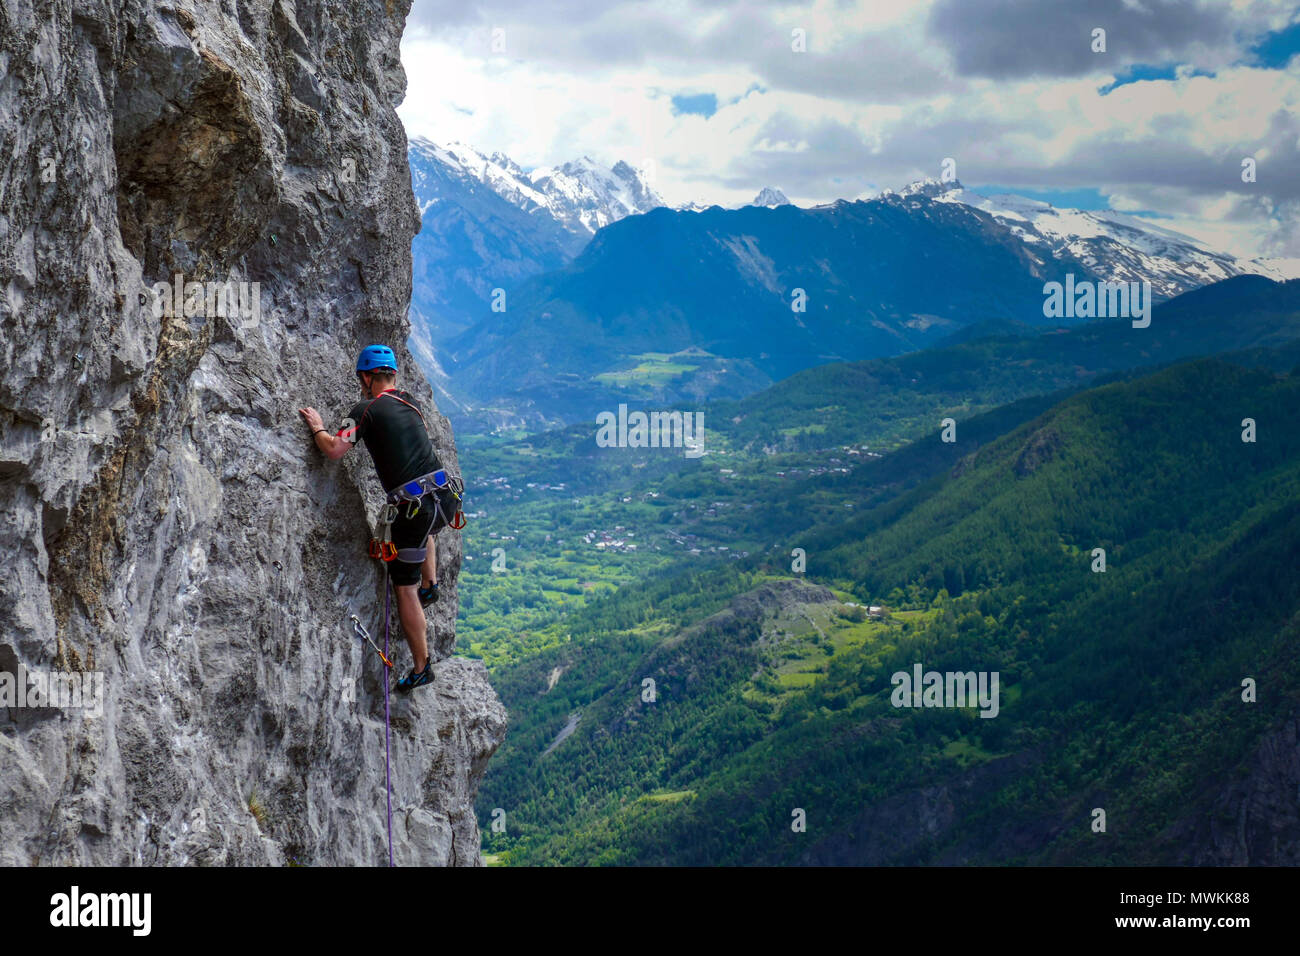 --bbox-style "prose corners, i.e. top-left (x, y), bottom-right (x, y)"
top-left (349, 600), bottom-right (395, 868)
top-left (368, 503), bottom-right (399, 562)
top-left (349, 613), bottom-right (393, 668)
